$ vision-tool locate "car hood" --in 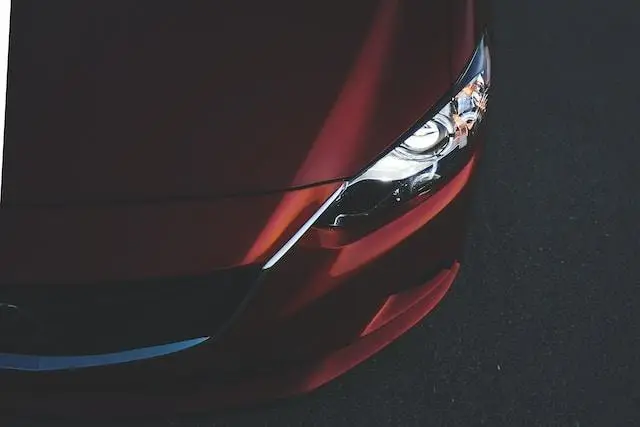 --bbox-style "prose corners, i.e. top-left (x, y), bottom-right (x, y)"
top-left (3, 1), bottom-right (453, 206)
